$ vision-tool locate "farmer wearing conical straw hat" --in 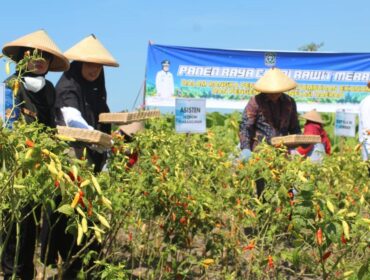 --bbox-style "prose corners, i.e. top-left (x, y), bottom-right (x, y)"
top-left (41, 34), bottom-right (118, 279)
top-left (297, 109), bottom-right (331, 156)
top-left (55, 34), bottom-right (118, 171)
top-left (1, 29), bottom-right (69, 280)
top-left (239, 67), bottom-right (301, 198)
top-left (2, 29), bottom-right (69, 127)
top-left (239, 67), bottom-right (301, 155)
